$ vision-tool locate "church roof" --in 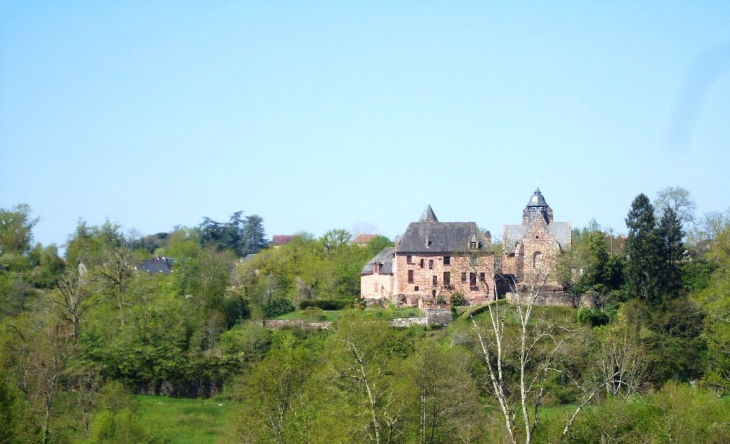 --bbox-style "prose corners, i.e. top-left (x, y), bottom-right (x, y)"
top-left (419, 205), bottom-right (439, 222)
top-left (503, 221), bottom-right (572, 254)
top-left (526, 188), bottom-right (549, 207)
